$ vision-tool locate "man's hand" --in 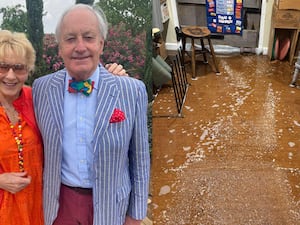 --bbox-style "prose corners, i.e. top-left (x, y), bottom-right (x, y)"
top-left (0, 171), bottom-right (31, 194)
top-left (123, 215), bottom-right (142, 225)
top-left (105, 63), bottom-right (128, 76)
